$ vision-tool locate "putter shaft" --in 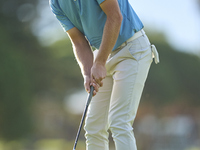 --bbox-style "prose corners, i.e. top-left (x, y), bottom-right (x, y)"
top-left (73, 86), bottom-right (94, 150)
